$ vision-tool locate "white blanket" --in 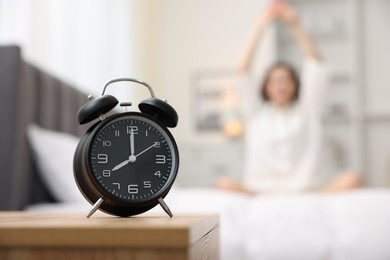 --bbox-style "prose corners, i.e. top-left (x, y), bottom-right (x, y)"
top-left (26, 188), bottom-right (390, 260)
